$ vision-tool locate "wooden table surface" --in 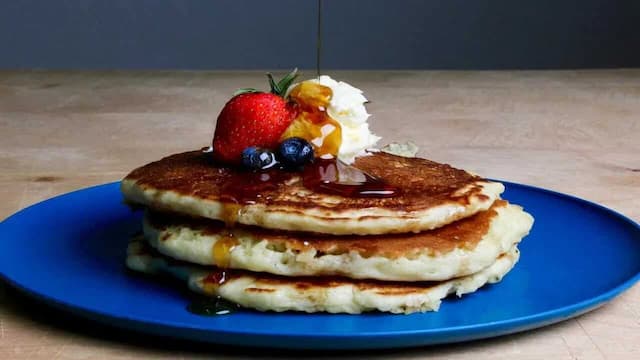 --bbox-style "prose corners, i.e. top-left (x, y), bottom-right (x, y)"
top-left (0, 70), bottom-right (638, 359)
